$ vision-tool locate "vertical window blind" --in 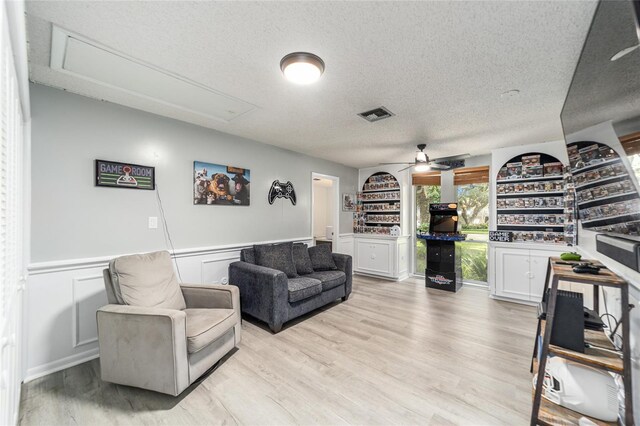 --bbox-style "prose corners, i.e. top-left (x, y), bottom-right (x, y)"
top-left (0, 7), bottom-right (25, 425)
